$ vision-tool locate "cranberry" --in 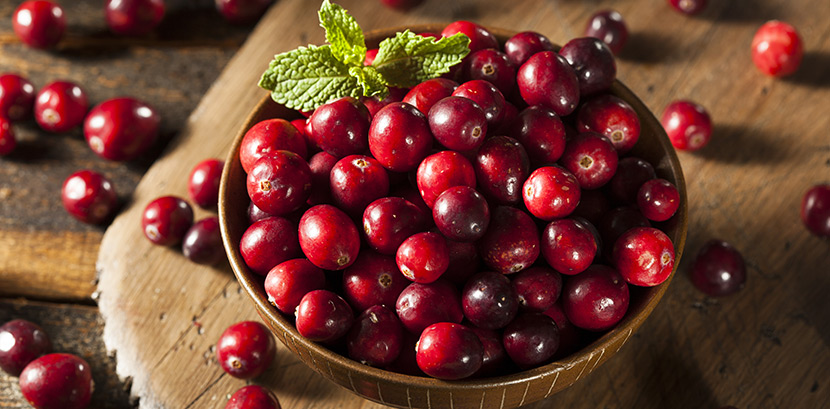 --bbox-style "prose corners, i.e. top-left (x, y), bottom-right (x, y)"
top-left (441, 21), bottom-right (498, 53)
top-left (0, 319), bottom-right (52, 376)
top-left (433, 186), bottom-right (490, 242)
top-left (462, 271), bottom-right (519, 329)
top-left (668, 0), bottom-right (707, 15)
top-left (343, 251), bottom-right (409, 311)
top-left (661, 100), bottom-right (712, 152)
top-left (362, 197), bottom-right (428, 255)
top-left (347, 305), bottom-right (404, 366)
top-left (560, 132), bottom-right (619, 190)
top-left (396, 232), bottom-right (449, 283)
top-left (330, 155), bottom-right (389, 216)
top-left (584, 10), bottom-right (628, 55)
top-left (443, 239), bottom-right (481, 285)
top-left (187, 159), bottom-right (223, 208)
top-left (452, 79), bottom-right (506, 127)
top-left (463, 49), bottom-right (516, 96)
top-left (0, 73), bottom-right (36, 121)
top-left (359, 87), bottom-right (408, 118)
top-left (512, 266), bottom-right (562, 312)
top-left (379, 0), bottom-right (424, 10)
top-left (523, 166), bottom-right (581, 221)
top-left (542, 301), bottom-right (581, 357)
top-left (577, 94), bottom-right (640, 153)
top-left (751, 20), bottom-right (803, 77)
top-left (216, 321), bottom-right (276, 379)
top-left (559, 37), bottom-right (616, 97)
top-left (299, 204), bottom-right (360, 270)
top-left (247, 202), bottom-right (273, 224)
top-left (105, 0), bottom-right (165, 36)
top-left (225, 385), bottom-right (281, 409)
top-left (368, 102), bottom-right (432, 172)
top-left (517, 51), bottom-right (580, 117)
top-left (612, 226), bottom-right (675, 287)
top-left (598, 206), bottom-right (651, 249)
top-left (384, 332), bottom-right (423, 376)
top-left (469, 327), bottom-right (507, 377)
top-left (34, 81), bottom-right (88, 133)
top-left (416, 322), bottom-right (483, 380)
top-left (802, 184), bottom-right (830, 238)
top-left (506, 105), bottom-right (566, 165)
top-left (215, 0), bottom-right (272, 24)
top-left (608, 157), bottom-right (657, 204)
top-left (502, 313), bottom-right (559, 368)
top-left (306, 151), bottom-right (337, 206)
top-left (296, 290), bottom-right (354, 342)
top-left (61, 169), bottom-right (118, 225)
top-left (239, 118), bottom-right (307, 173)
top-left (19, 353), bottom-right (92, 409)
top-left (390, 183), bottom-right (431, 216)
top-left (402, 78), bottom-right (458, 115)
top-left (690, 240), bottom-right (746, 296)
top-left (542, 218), bottom-right (598, 275)
top-left (637, 178), bottom-right (680, 222)
top-left (417, 150), bottom-right (476, 208)
top-left (562, 265), bottom-right (629, 331)
top-left (181, 217), bottom-right (224, 265)
top-left (247, 151), bottom-right (311, 216)
top-left (572, 188), bottom-right (611, 226)
top-left (479, 206), bottom-right (540, 274)
top-left (13, 1), bottom-right (65, 49)
top-left (240, 216), bottom-right (301, 275)
top-left (427, 96), bottom-right (487, 151)
top-left (263, 258), bottom-right (325, 314)
top-left (309, 96), bottom-right (371, 158)
top-left (84, 97), bottom-right (160, 161)
top-left (474, 135), bottom-right (530, 205)
top-left (504, 31), bottom-right (555, 67)
top-left (395, 279), bottom-right (463, 334)
top-left (142, 195), bottom-right (193, 246)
